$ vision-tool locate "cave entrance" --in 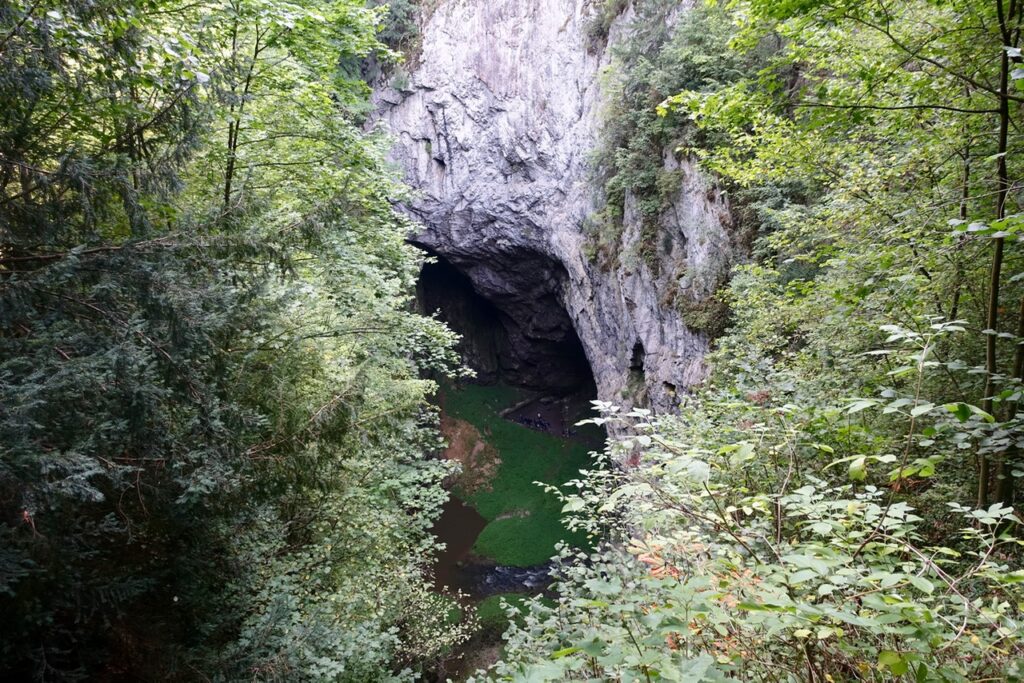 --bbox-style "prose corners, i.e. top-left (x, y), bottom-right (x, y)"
top-left (417, 252), bottom-right (595, 396)
top-left (417, 249), bottom-right (603, 677)
top-left (627, 340), bottom-right (648, 401)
